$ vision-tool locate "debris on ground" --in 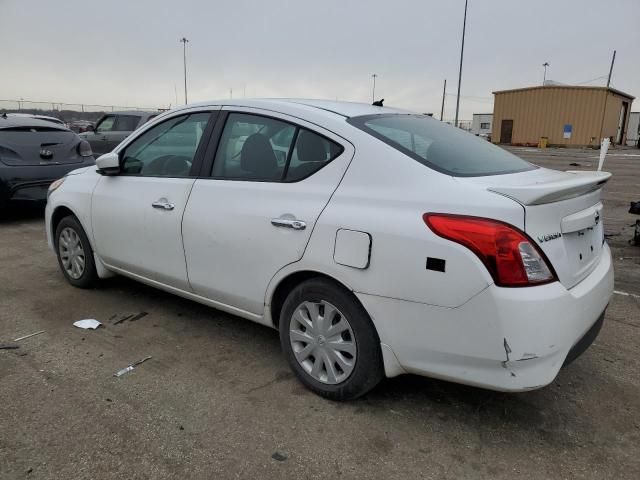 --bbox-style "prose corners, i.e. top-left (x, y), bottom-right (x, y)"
top-left (73, 319), bottom-right (102, 330)
top-left (569, 162), bottom-right (581, 166)
top-left (113, 356), bottom-right (152, 377)
top-left (0, 344), bottom-right (20, 350)
top-left (129, 312), bottom-right (148, 322)
top-left (13, 330), bottom-right (45, 342)
top-left (111, 312), bottom-right (149, 325)
top-left (271, 451), bottom-right (288, 462)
